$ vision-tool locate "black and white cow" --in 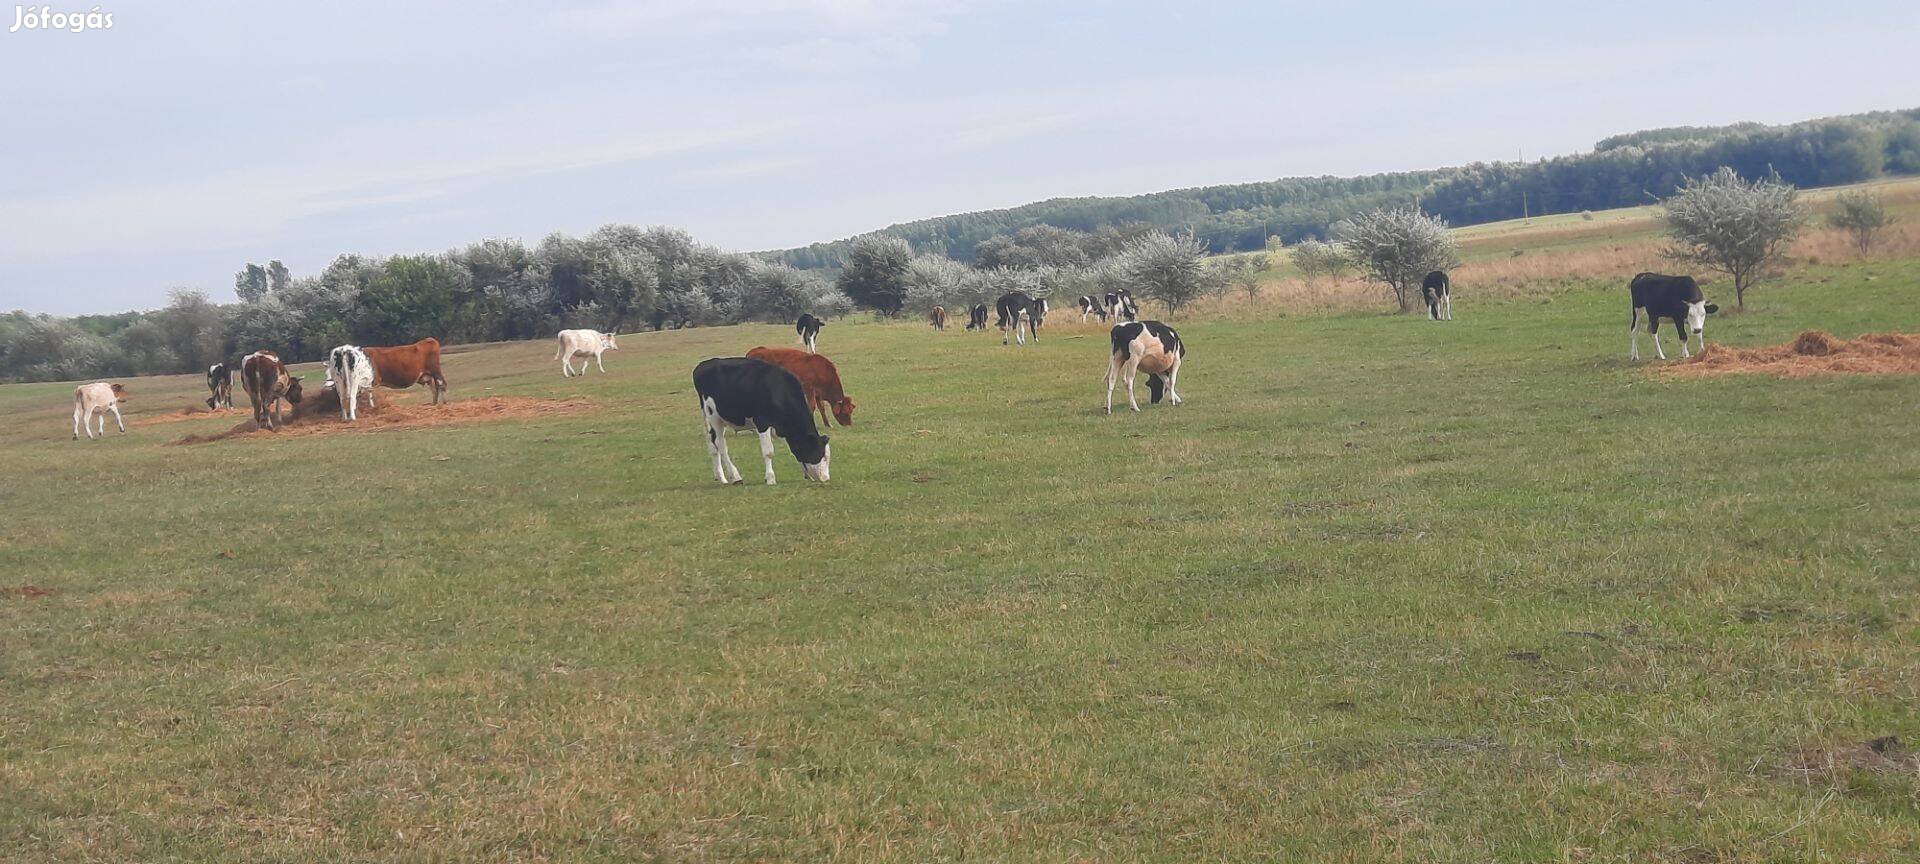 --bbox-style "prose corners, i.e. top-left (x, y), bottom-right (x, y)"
top-left (1628, 272), bottom-right (1719, 360)
top-left (1421, 270), bottom-right (1453, 321)
top-left (693, 357), bottom-right (831, 485)
top-left (1077, 295), bottom-right (1108, 323)
top-left (1105, 320), bottom-right (1185, 414)
top-left (996, 292), bottom-right (1045, 346)
top-left (205, 362), bottom-right (233, 409)
top-left (795, 313), bottom-right (824, 354)
top-left (965, 303), bottom-right (989, 331)
top-left (1104, 289), bottom-right (1139, 322)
